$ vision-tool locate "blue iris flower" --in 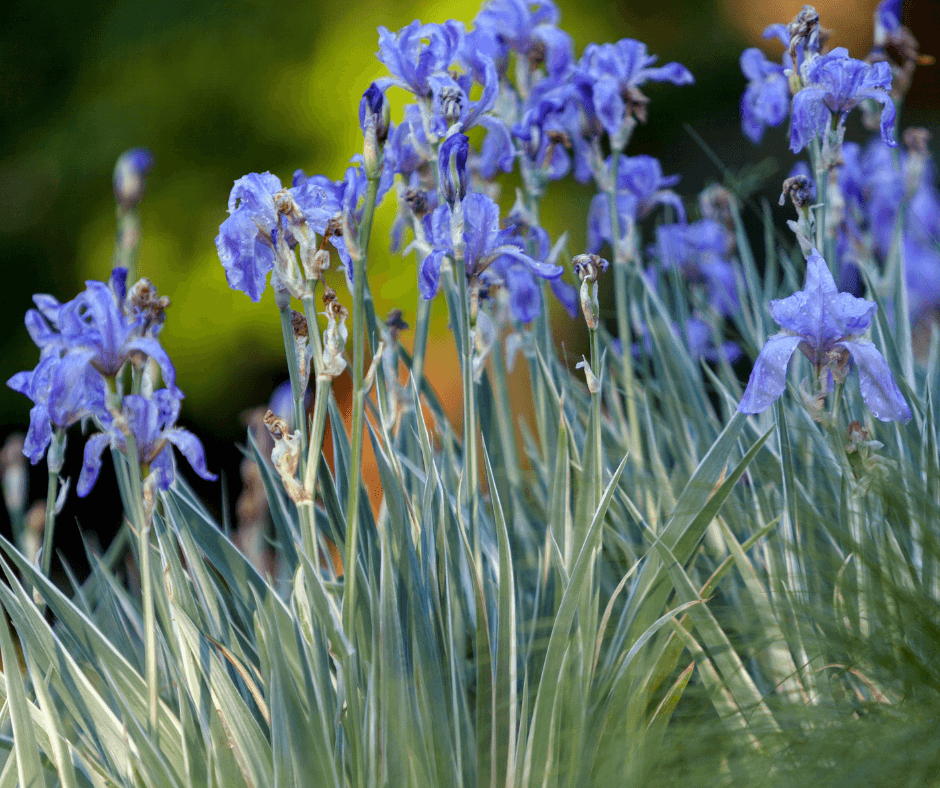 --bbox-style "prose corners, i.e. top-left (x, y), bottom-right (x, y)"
top-left (215, 172), bottom-right (284, 302)
top-left (587, 155), bottom-right (684, 253)
top-left (790, 48), bottom-right (896, 153)
top-left (7, 268), bottom-right (178, 465)
top-left (654, 220), bottom-right (739, 316)
top-left (738, 249), bottom-right (911, 422)
top-left (573, 39), bottom-right (693, 145)
top-left (375, 20), bottom-right (465, 98)
top-left (37, 268), bottom-right (176, 392)
top-left (472, 0), bottom-right (572, 79)
top-left (739, 48), bottom-right (790, 143)
top-left (418, 193), bottom-right (563, 322)
top-left (79, 388), bottom-right (216, 497)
